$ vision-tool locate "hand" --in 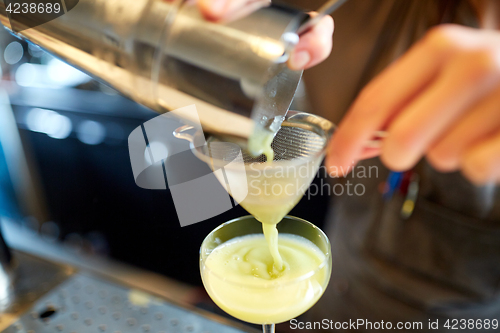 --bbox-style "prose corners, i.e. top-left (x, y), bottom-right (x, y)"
top-left (326, 24), bottom-right (500, 185)
top-left (197, 0), bottom-right (334, 70)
